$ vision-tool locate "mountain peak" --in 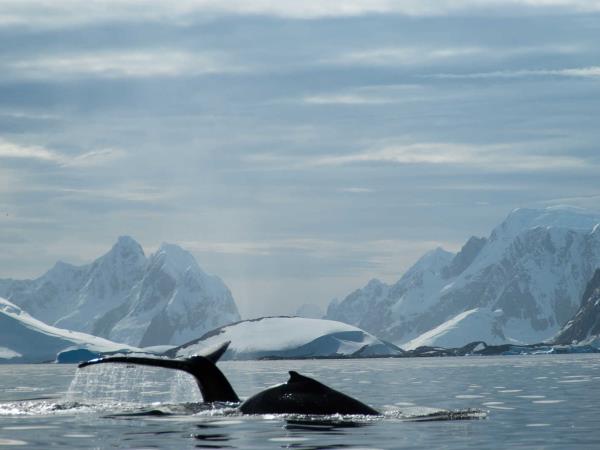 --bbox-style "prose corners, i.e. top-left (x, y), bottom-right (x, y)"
top-left (103, 235), bottom-right (145, 260)
top-left (97, 236), bottom-right (146, 271)
top-left (327, 204), bottom-right (600, 347)
top-left (152, 242), bottom-right (202, 279)
top-left (1, 237), bottom-right (240, 348)
top-left (411, 246), bottom-right (453, 270)
top-left (48, 260), bottom-right (75, 273)
top-left (366, 278), bottom-right (384, 287)
top-left (112, 235), bottom-right (143, 252)
top-left (116, 235), bottom-right (139, 246)
top-left (42, 260), bottom-right (80, 283)
top-left (496, 206), bottom-right (600, 241)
